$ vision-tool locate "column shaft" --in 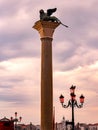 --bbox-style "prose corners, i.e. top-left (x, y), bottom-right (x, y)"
top-left (41, 37), bottom-right (53, 130)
